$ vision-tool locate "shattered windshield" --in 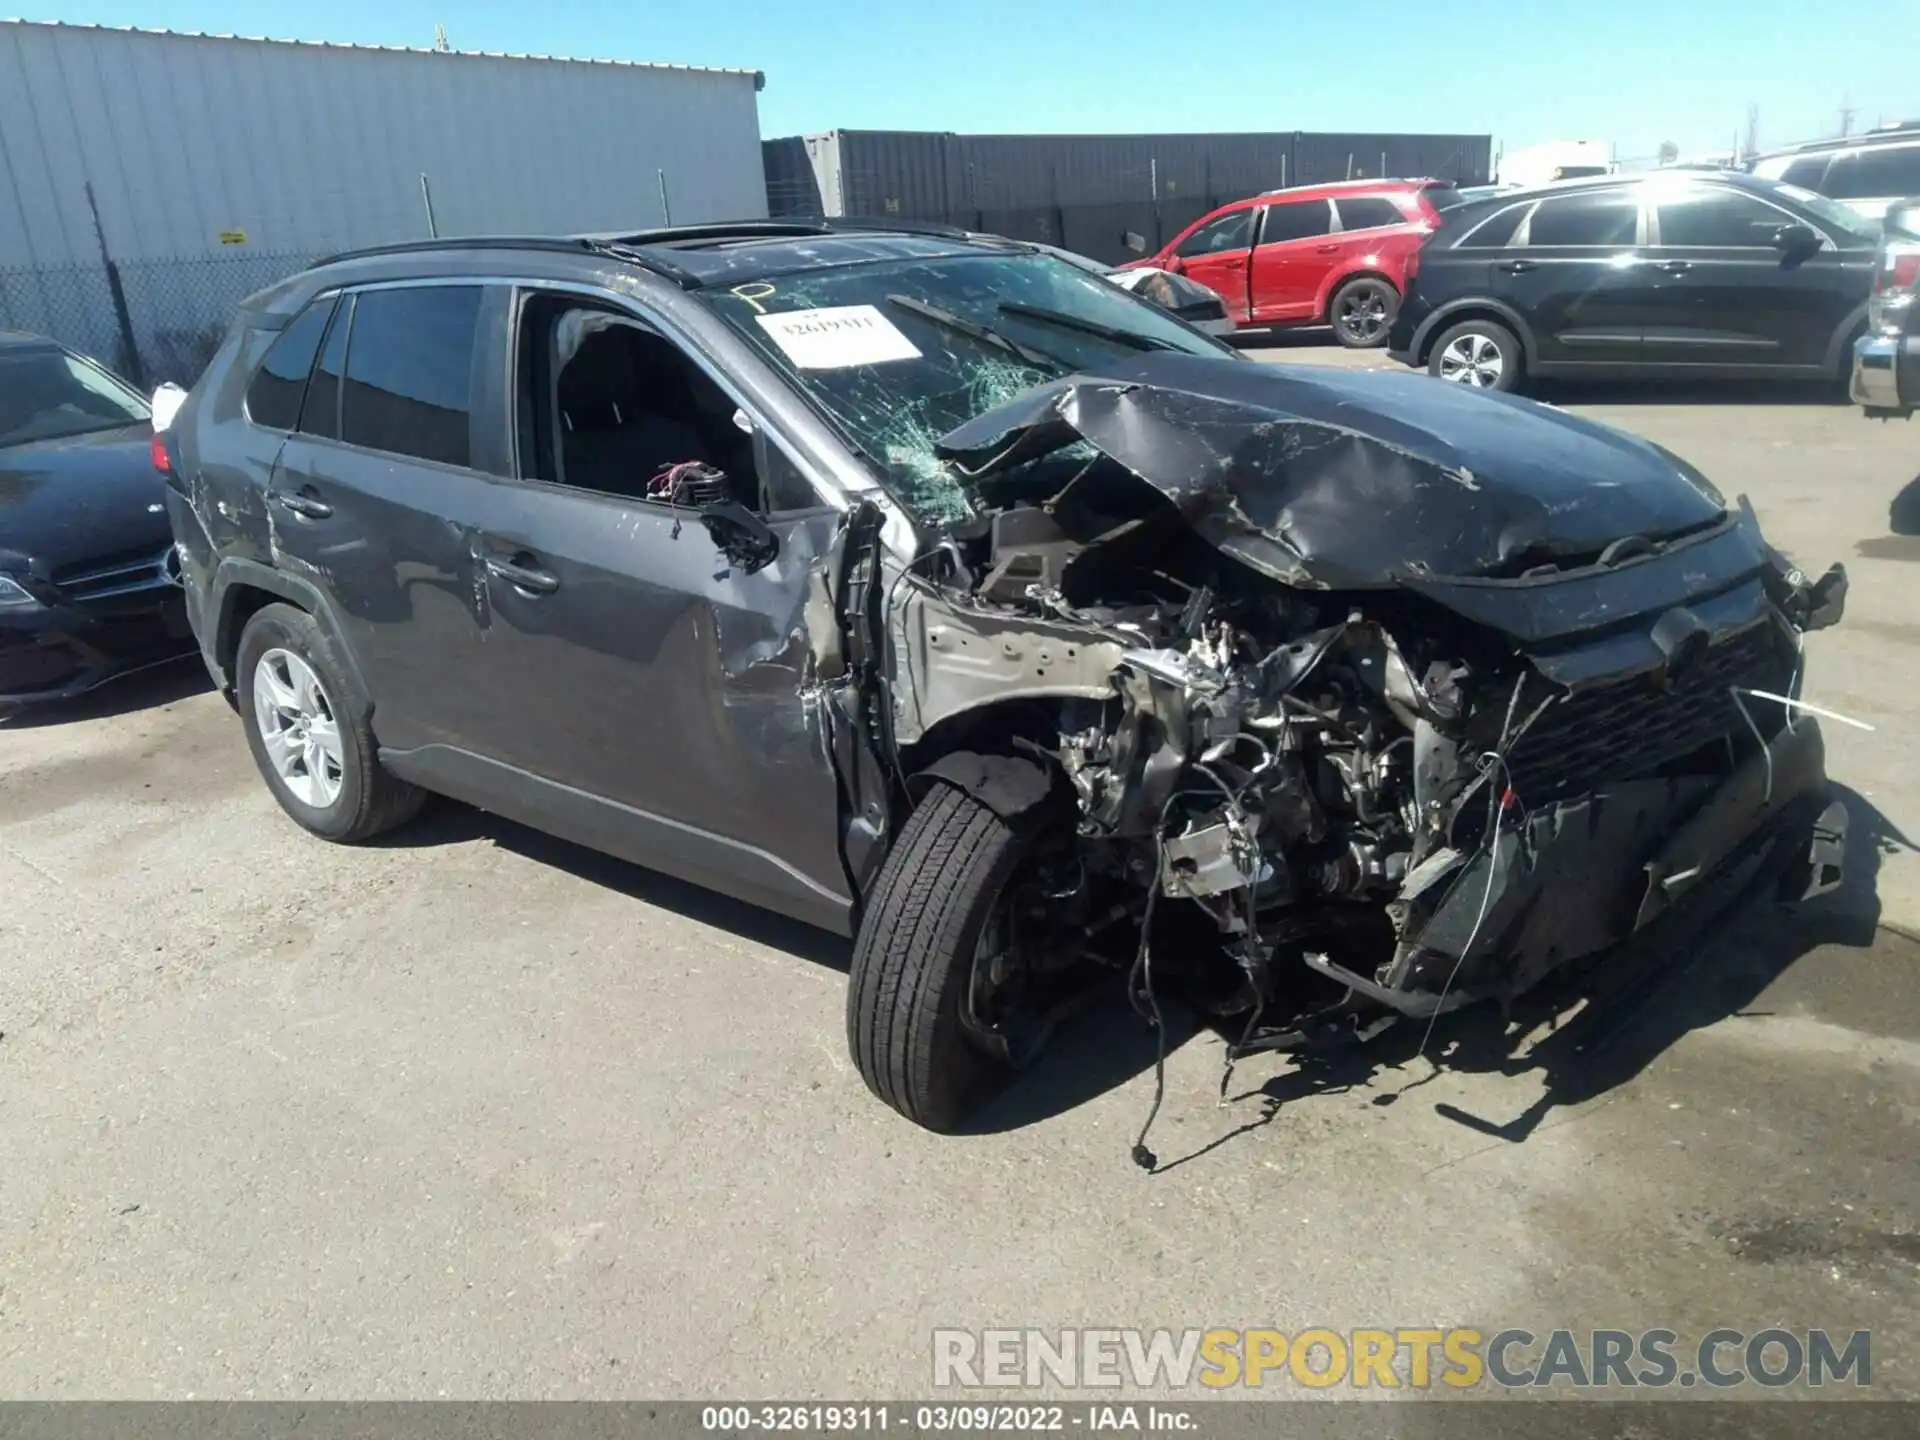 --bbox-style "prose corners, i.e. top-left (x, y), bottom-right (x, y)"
top-left (700, 250), bottom-right (1236, 525)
